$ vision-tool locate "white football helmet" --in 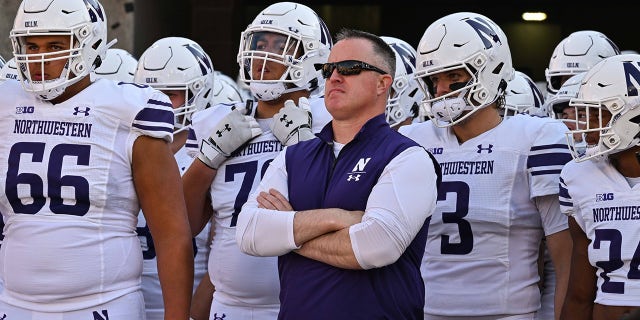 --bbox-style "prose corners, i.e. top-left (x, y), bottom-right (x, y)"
top-left (238, 2), bottom-right (332, 101)
top-left (381, 36), bottom-right (424, 128)
top-left (415, 12), bottom-right (514, 127)
top-left (0, 58), bottom-right (19, 83)
top-left (135, 37), bottom-right (215, 133)
top-left (502, 71), bottom-right (545, 118)
top-left (92, 48), bottom-right (137, 82)
top-left (544, 72), bottom-right (586, 120)
top-left (211, 71), bottom-right (247, 106)
top-left (567, 54), bottom-right (640, 162)
top-left (545, 30), bottom-right (619, 98)
top-left (10, 0), bottom-right (110, 100)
